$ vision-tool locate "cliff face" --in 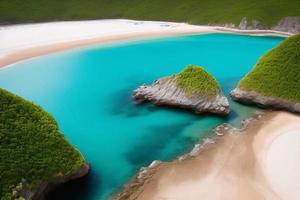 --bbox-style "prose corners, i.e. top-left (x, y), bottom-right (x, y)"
top-left (133, 76), bottom-right (230, 116)
top-left (19, 163), bottom-right (90, 200)
top-left (231, 89), bottom-right (300, 113)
